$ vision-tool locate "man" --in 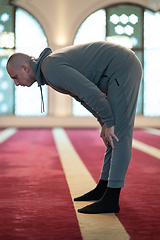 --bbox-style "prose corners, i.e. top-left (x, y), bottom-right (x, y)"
top-left (7, 41), bottom-right (142, 214)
